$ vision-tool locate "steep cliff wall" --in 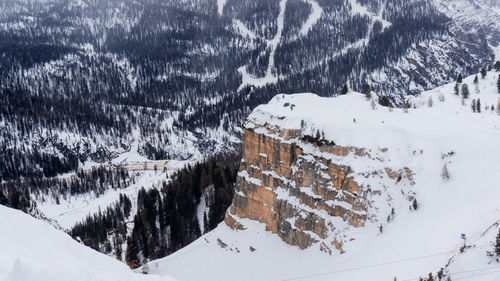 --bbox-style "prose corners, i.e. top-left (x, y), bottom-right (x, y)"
top-left (225, 119), bottom-right (415, 253)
